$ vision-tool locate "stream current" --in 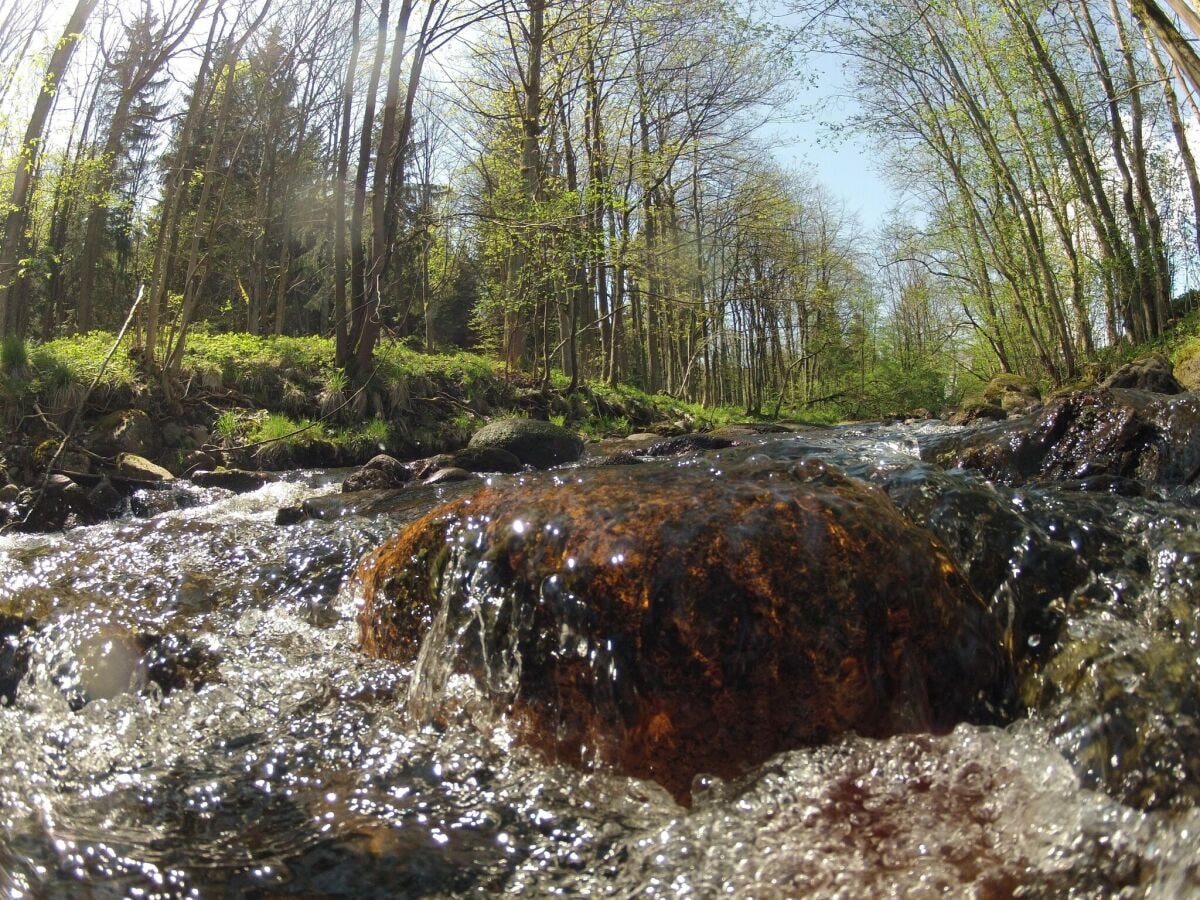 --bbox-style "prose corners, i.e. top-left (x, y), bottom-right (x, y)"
top-left (1, 422), bottom-right (1198, 897)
